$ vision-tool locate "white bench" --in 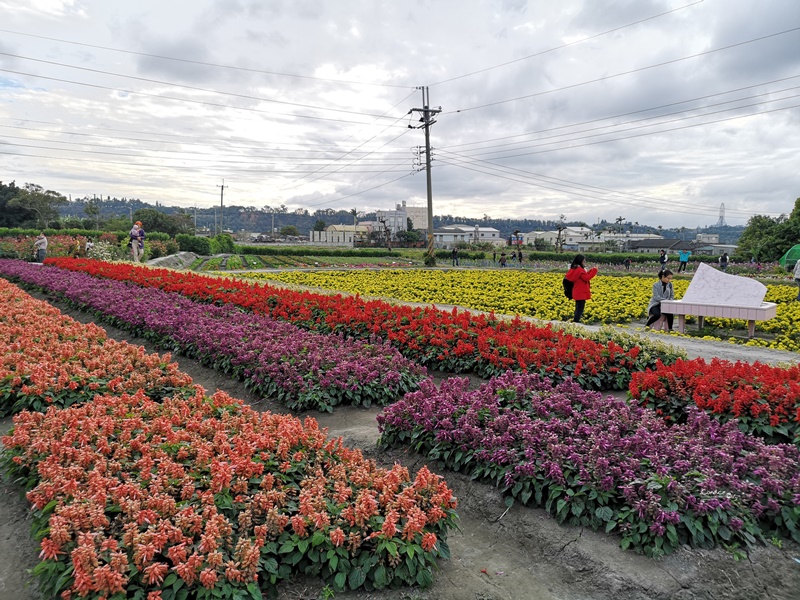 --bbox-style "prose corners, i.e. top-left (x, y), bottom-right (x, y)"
top-left (659, 299), bottom-right (777, 338)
